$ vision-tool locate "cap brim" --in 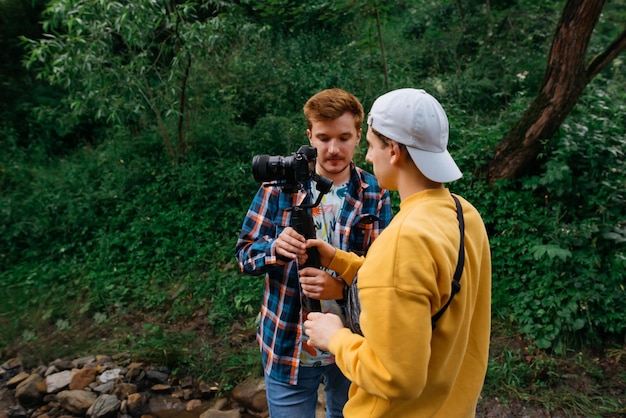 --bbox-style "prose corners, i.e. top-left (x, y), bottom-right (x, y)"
top-left (407, 147), bottom-right (463, 183)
